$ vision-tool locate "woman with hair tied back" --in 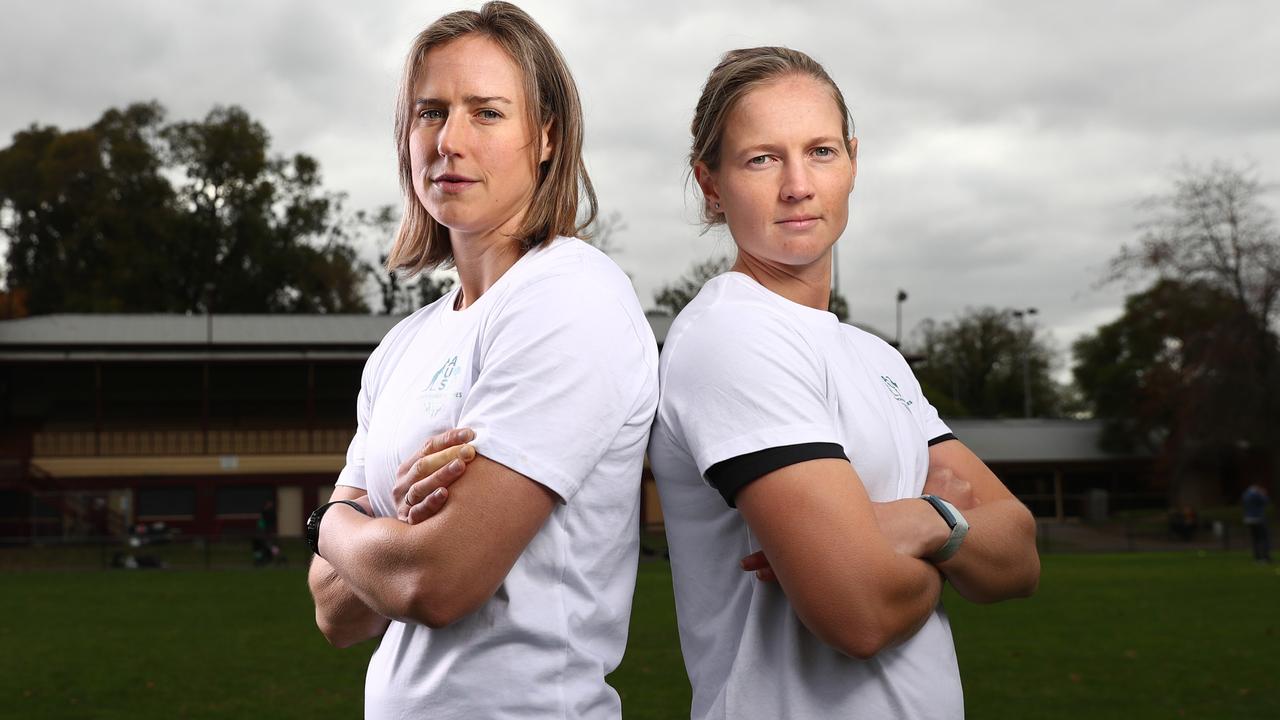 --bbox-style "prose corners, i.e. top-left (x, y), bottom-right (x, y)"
top-left (648, 47), bottom-right (1040, 719)
top-left (304, 3), bottom-right (657, 718)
